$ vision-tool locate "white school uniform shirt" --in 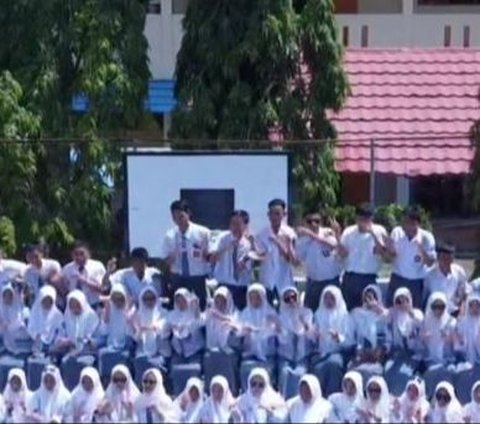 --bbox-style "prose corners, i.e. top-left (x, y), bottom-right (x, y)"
top-left (328, 371), bottom-right (364, 424)
top-left (424, 263), bottom-right (468, 313)
top-left (296, 228), bottom-right (341, 281)
top-left (109, 266), bottom-right (161, 304)
top-left (390, 226), bottom-right (436, 280)
top-left (212, 231), bottom-right (252, 286)
top-left (24, 259), bottom-right (61, 297)
top-left (340, 224), bottom-right (387, 275)
top-left (256, 224), bottom-right (296, 292)
top-left (62, 259), bottom-right (106, 305)
top-left (161, 222), bottom-right (211, 276)
top-left (0, 259), bottom-right (26, 286)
